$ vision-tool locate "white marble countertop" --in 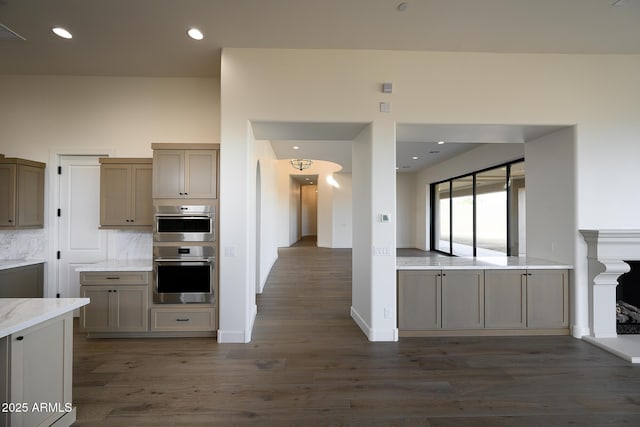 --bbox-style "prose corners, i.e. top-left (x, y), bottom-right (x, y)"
top-left (0, 259), bottom-right (46, 271)
top-left (0, 298), bottom-right (89, 338)
top-left (75, 259), bottom-right (153, 272)
top-left (397, 256), bottom-right (572, 270)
